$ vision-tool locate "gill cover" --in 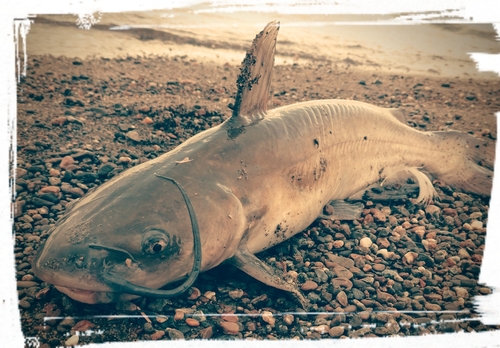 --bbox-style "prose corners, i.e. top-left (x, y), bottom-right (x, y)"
top-left (97, 175), bottom-right (202, 298)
